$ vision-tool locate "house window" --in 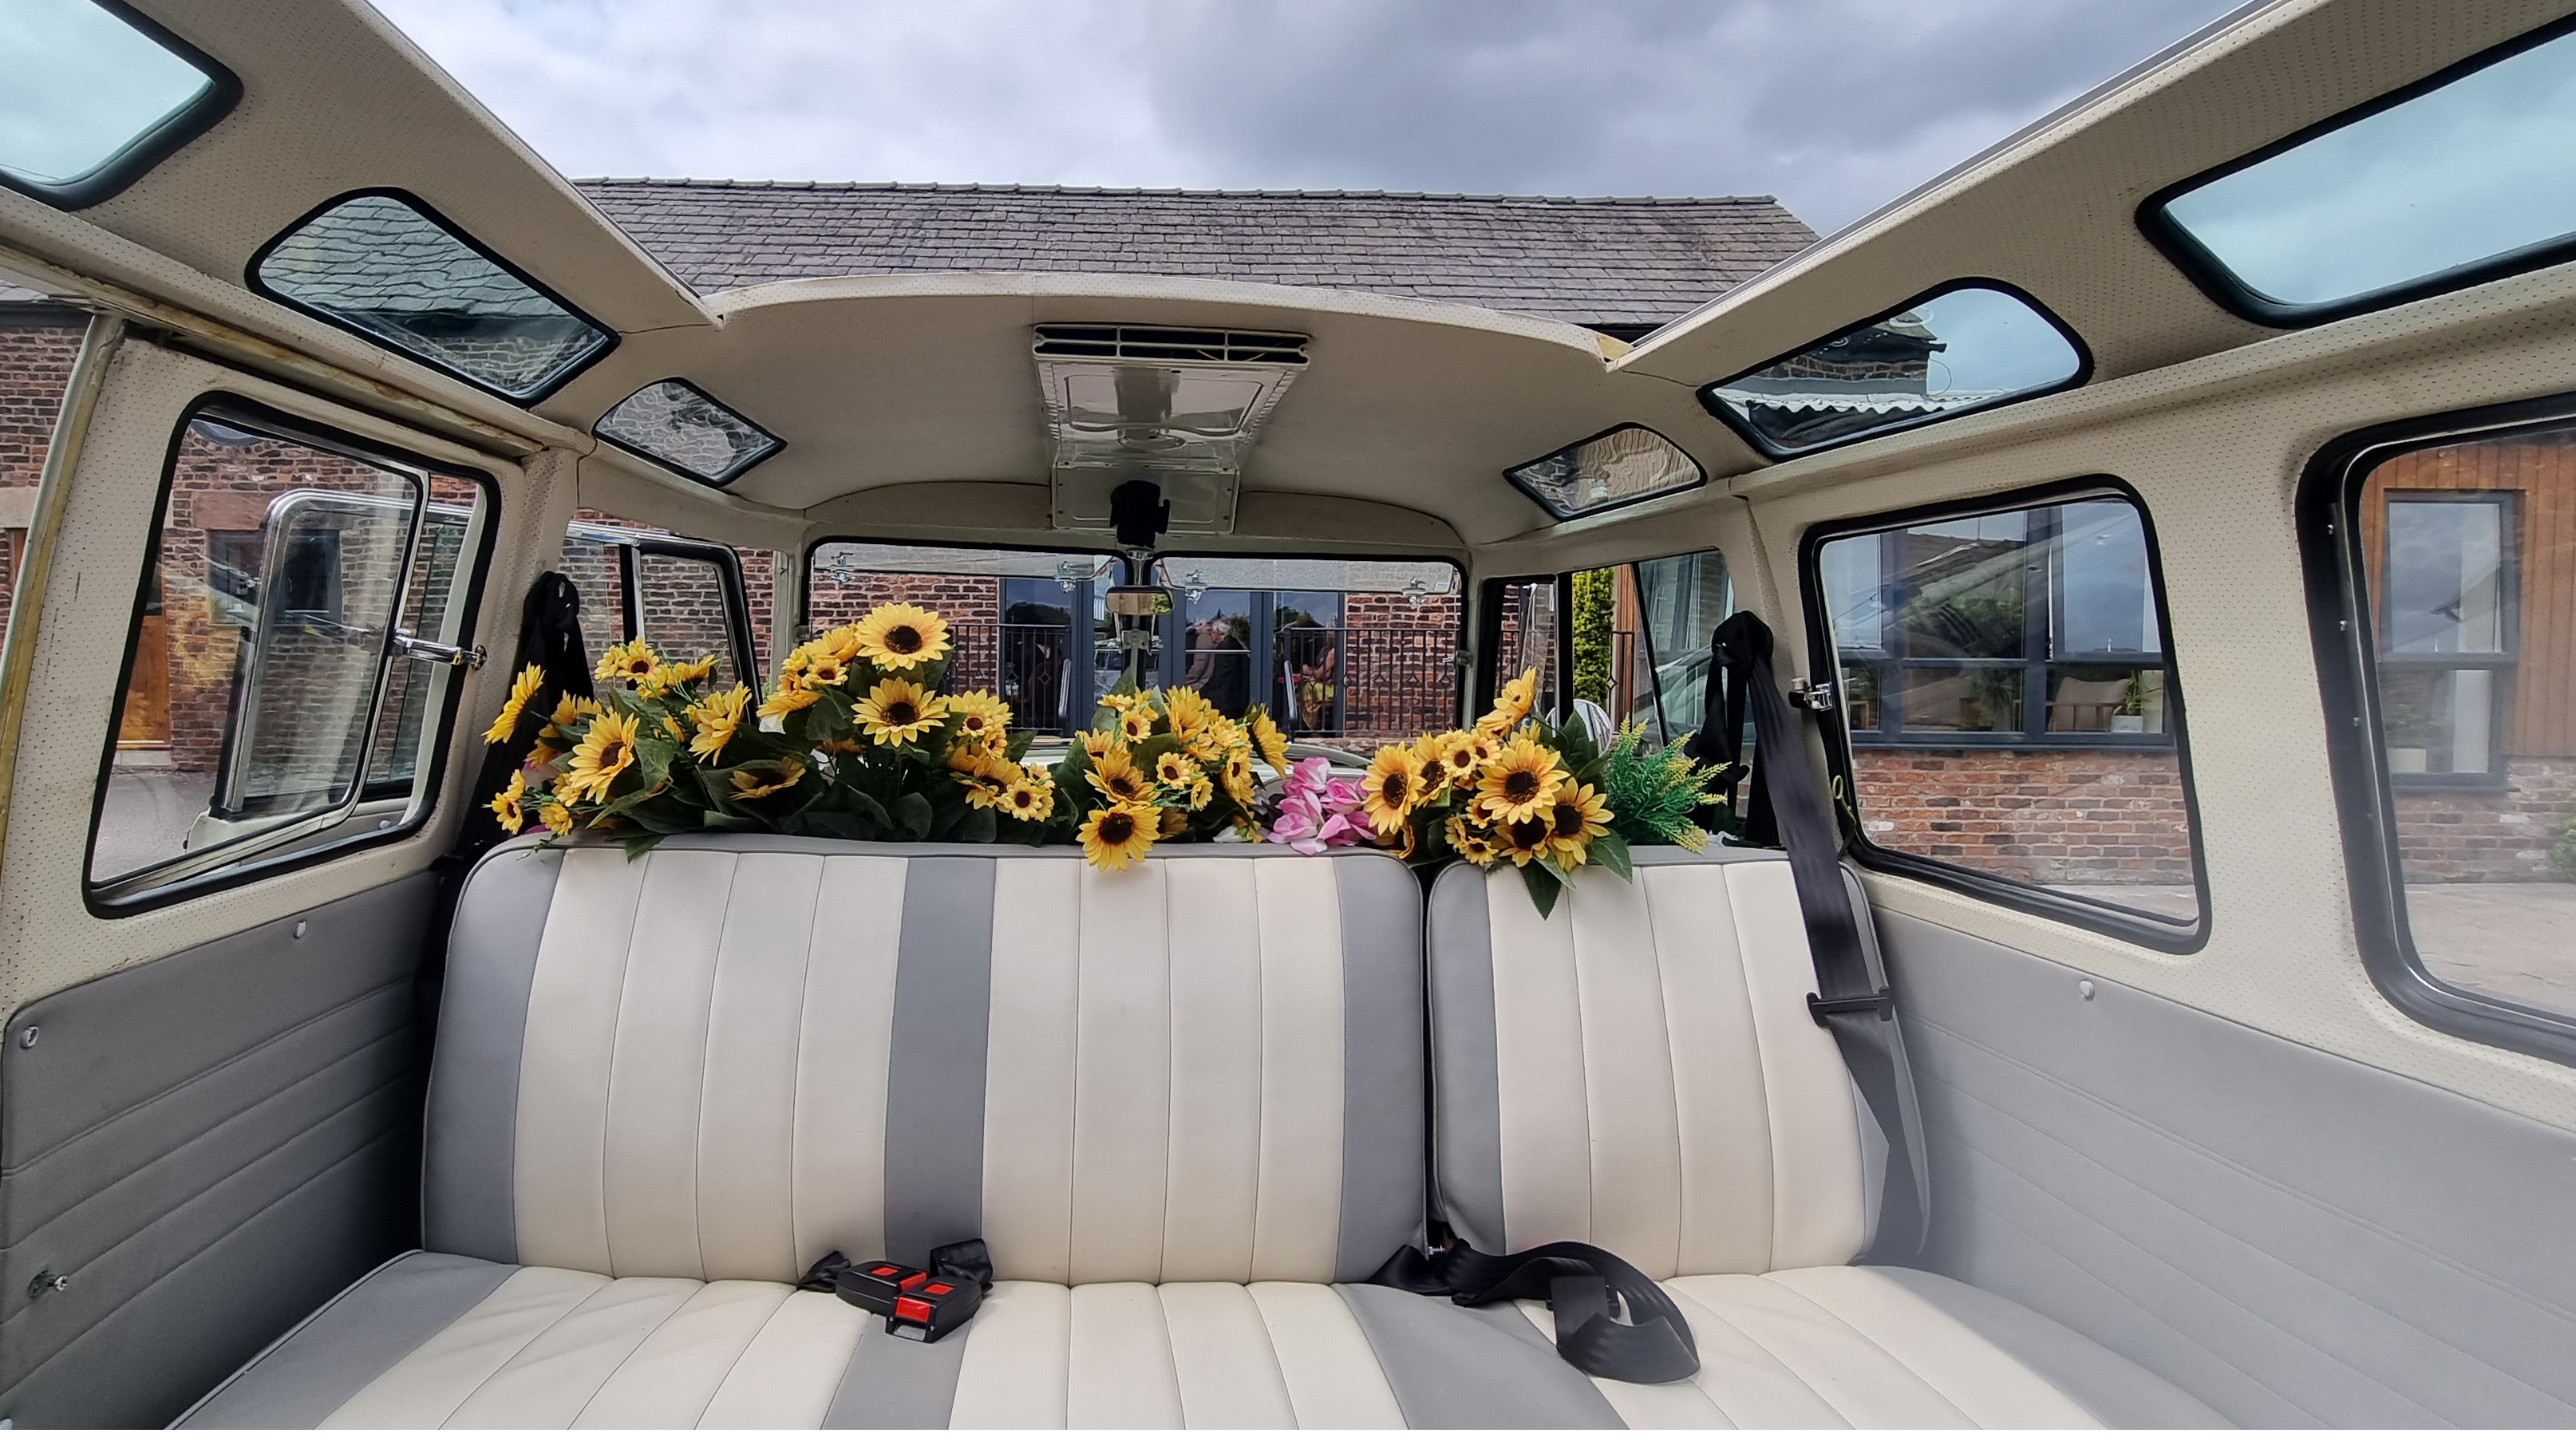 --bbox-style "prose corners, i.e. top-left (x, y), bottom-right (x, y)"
top-left (2379, 493), bottom-right (2516, 784)
top-left (1811, 487), bottom-right (2203, 937)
